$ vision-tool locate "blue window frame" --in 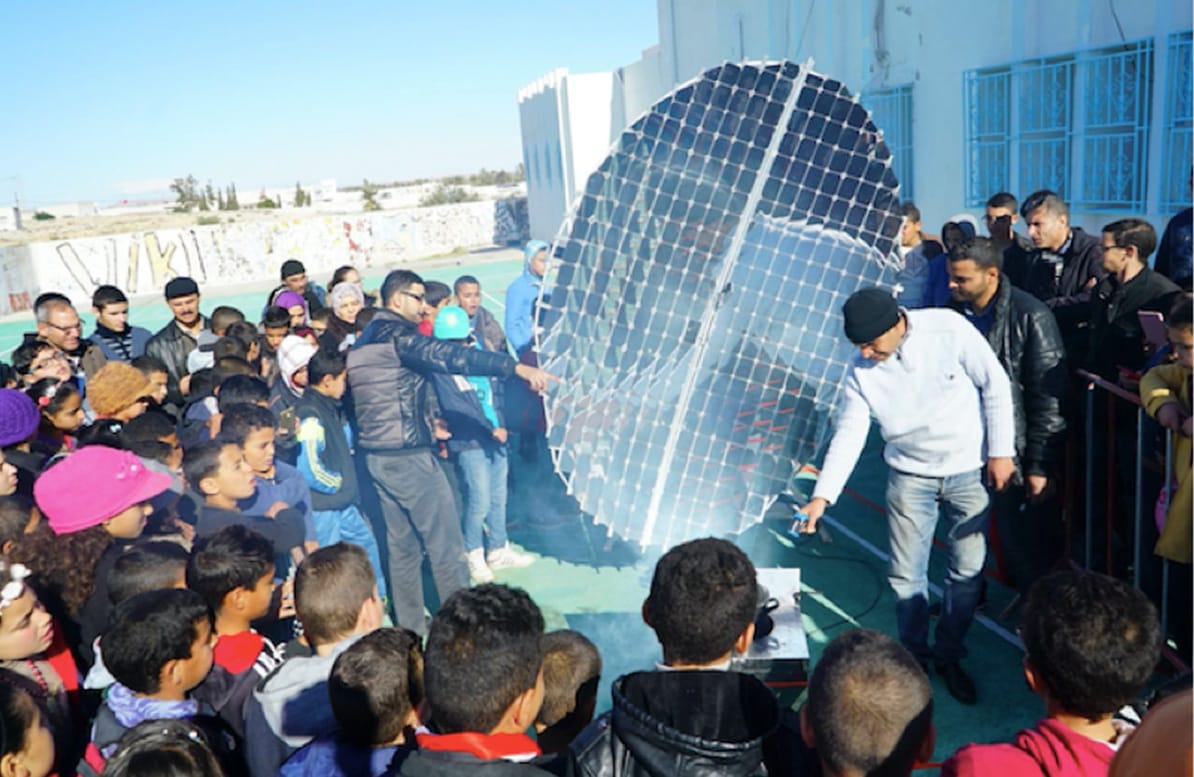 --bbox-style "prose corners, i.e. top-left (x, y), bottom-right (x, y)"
top-left (864, 85), bottom-right (915, 201)
top-left (1162, 31), bottom-right (1192, 213)
top-left (964, 38), bottom-right (1154, 211)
